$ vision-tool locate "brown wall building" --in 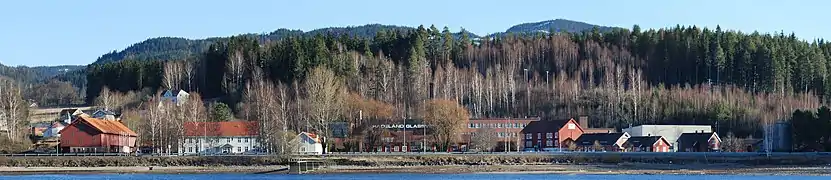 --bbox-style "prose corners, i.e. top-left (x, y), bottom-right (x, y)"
top-left (520, 118), bottom-right (584, 151)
